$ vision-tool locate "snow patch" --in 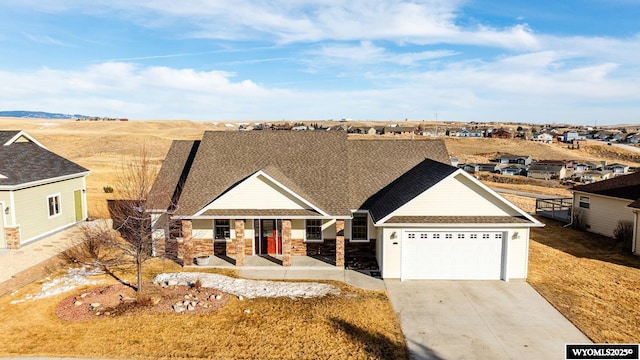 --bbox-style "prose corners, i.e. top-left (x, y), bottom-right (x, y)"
top-left (224, 123), bottom-right (235, 127)
top-left (154, 272), bottom-right (340, 299)
top-left (10, 266), bottom-right (103, 304)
